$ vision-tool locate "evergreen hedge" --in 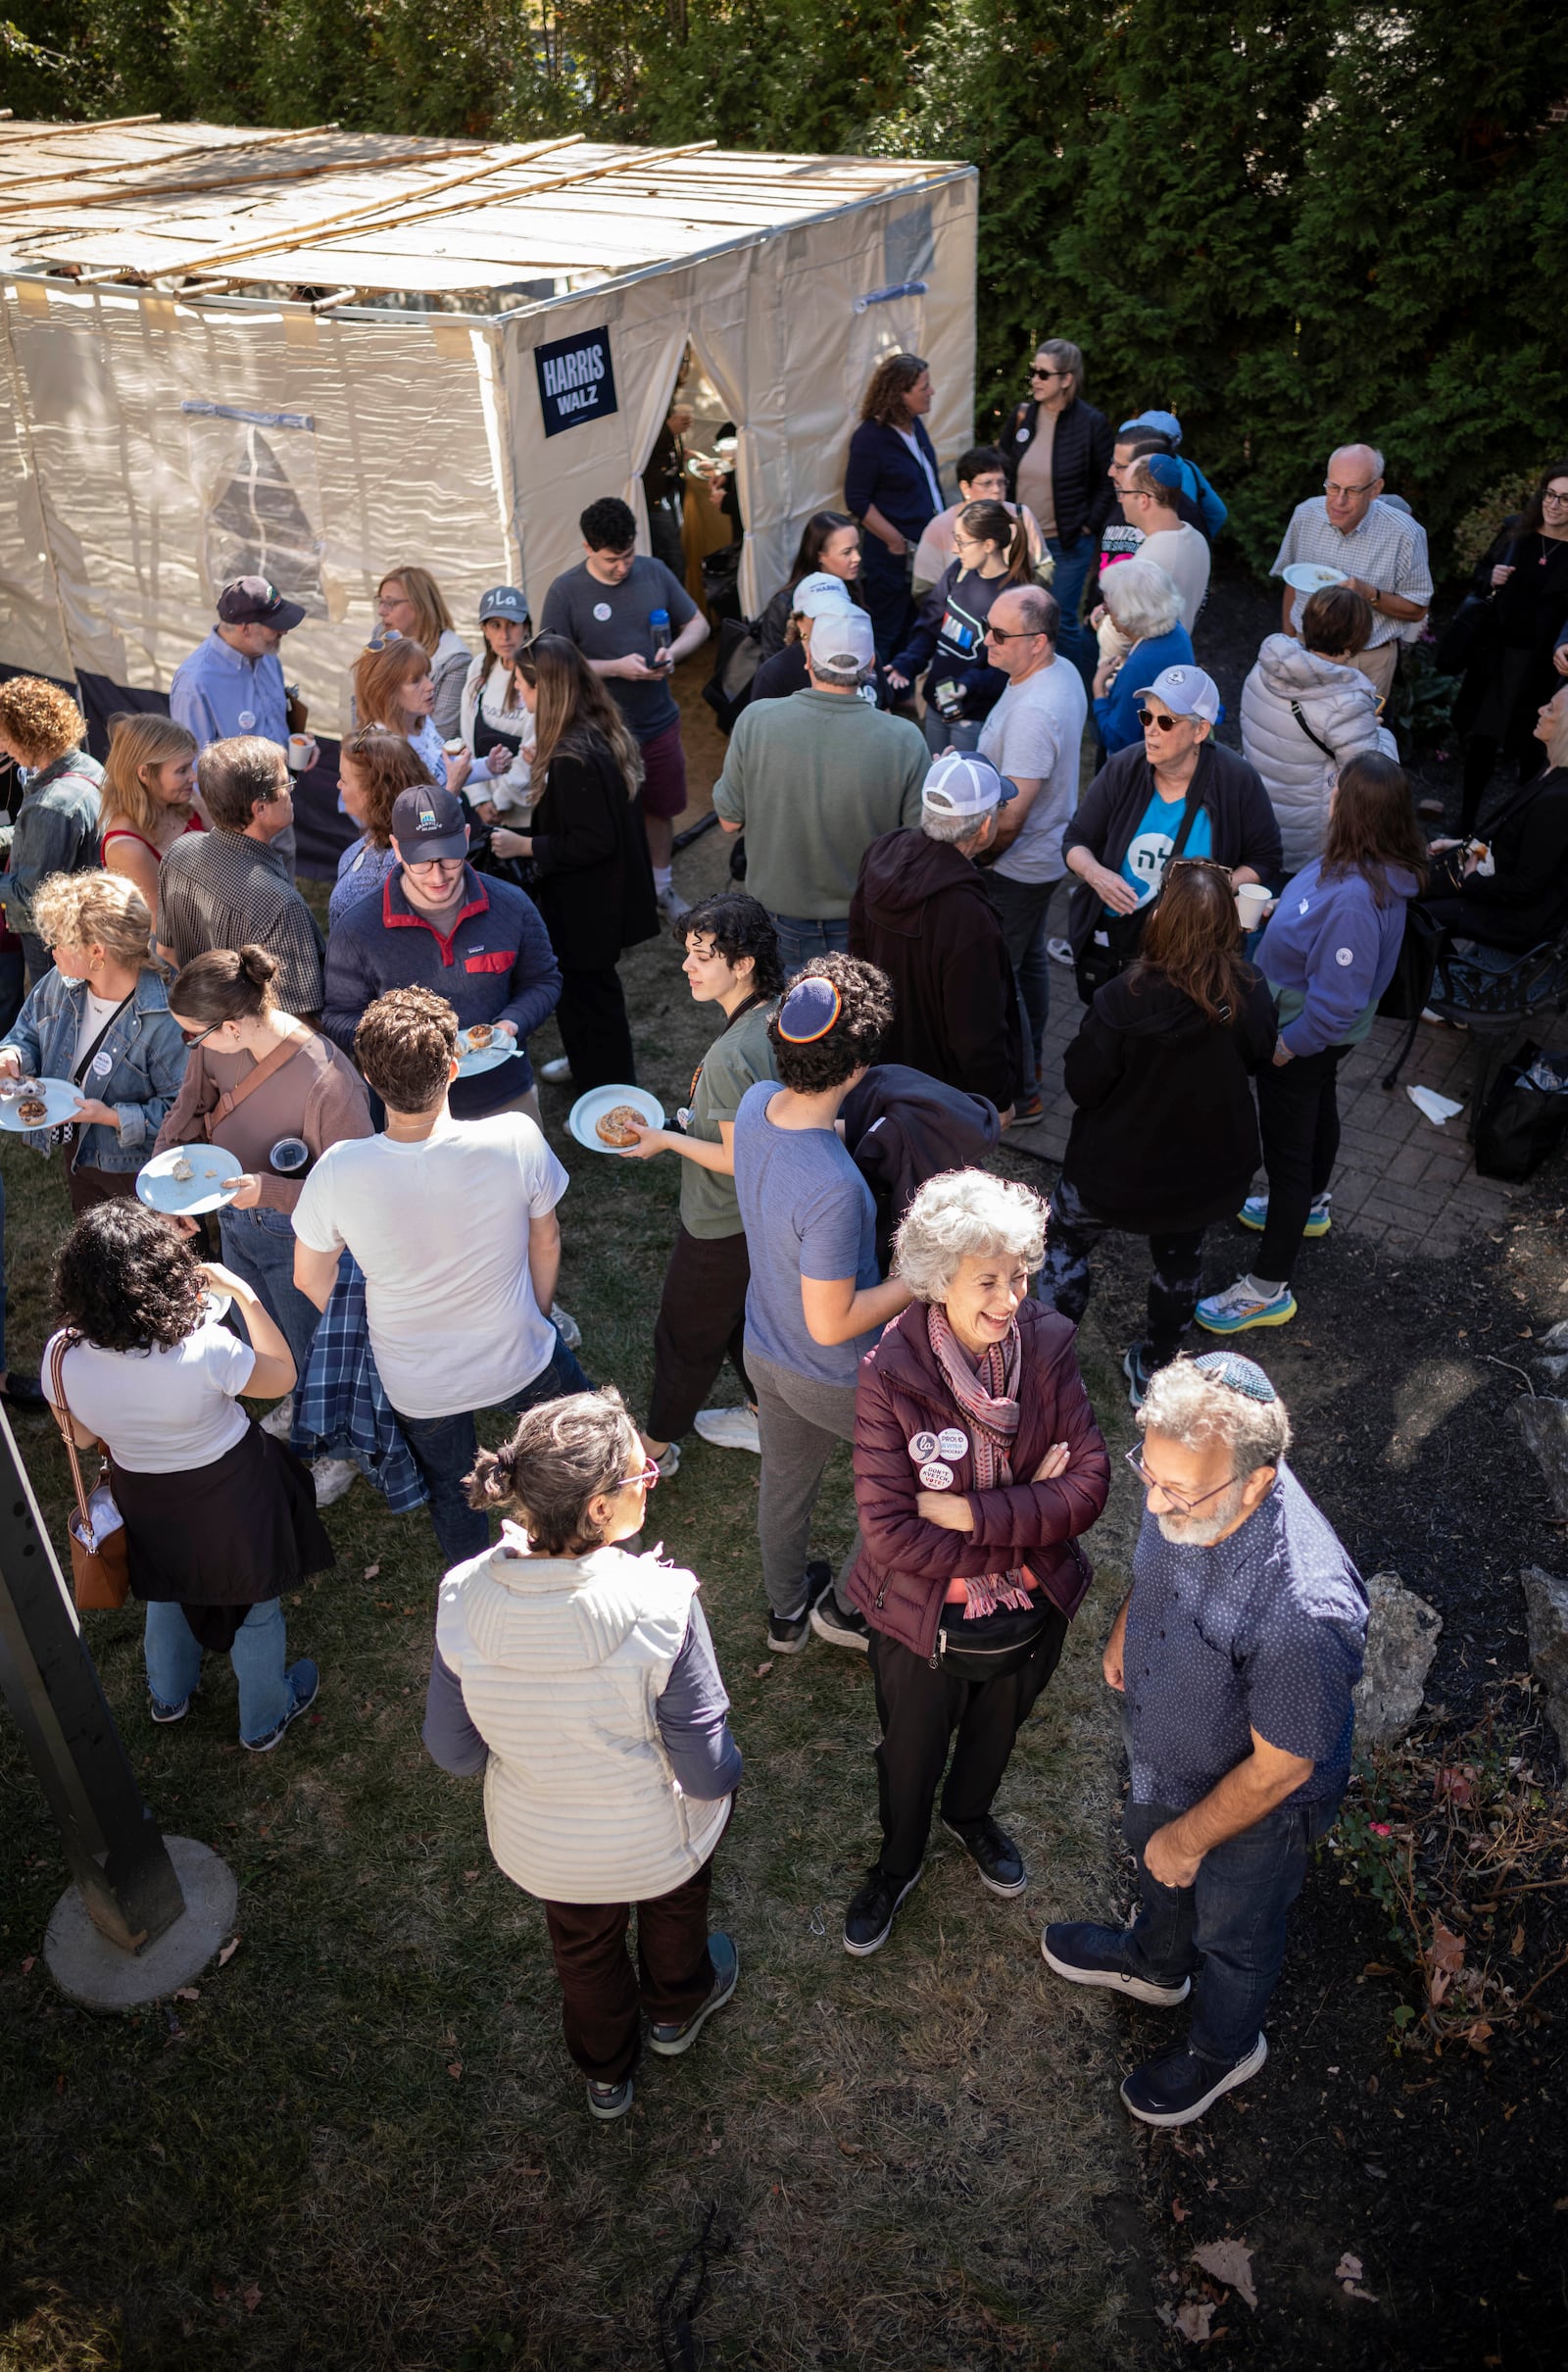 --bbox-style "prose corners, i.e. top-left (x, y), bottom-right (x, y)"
top-left (6, 0), bottom-right (1565, 570)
